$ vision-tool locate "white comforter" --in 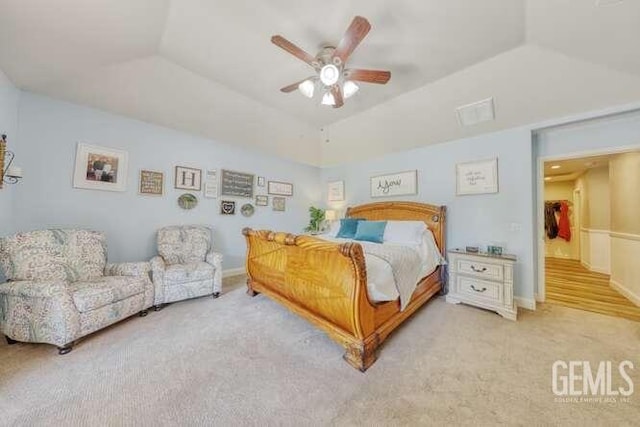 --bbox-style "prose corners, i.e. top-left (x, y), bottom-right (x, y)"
top-left (324, 231), bottom-right (441, 309)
